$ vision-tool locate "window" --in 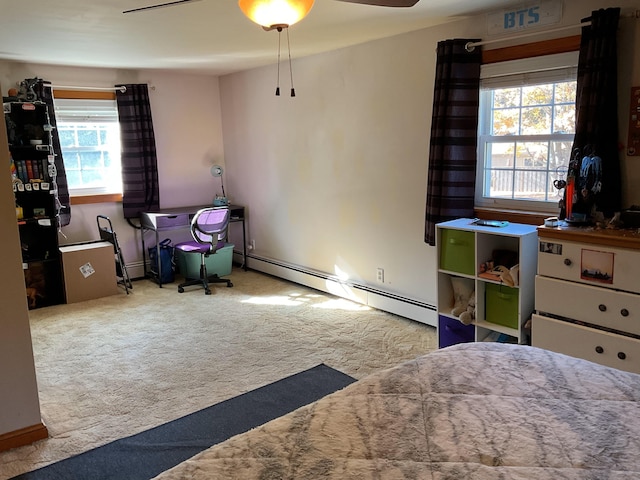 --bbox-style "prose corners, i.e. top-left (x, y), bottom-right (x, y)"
top-left (54, 97), bottom-right (122, 196)
top-left (476, 52), bottom-right (578, 213)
